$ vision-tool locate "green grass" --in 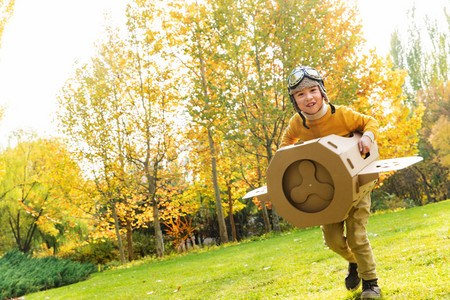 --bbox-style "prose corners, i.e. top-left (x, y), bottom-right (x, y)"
top-left (26, 200), bottom-right (449, 299)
